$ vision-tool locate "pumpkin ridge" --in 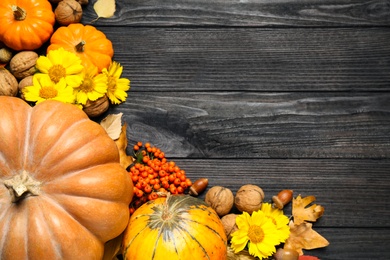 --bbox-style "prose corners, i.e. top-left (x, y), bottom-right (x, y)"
top-left (29, 197), bottom-right (63, 259)
top-left (176, 224), bottom-right (211, 260)
top-left (0, 204), bottom-right (12, 255)
top-left (37, 195), bottom-right (104, 258)
top-left (123, 225), bottom-right (149, 258)
top-left (40, 195), bottom-right (99, 237)
top-left (181, 215), bottom-right (227, 246)
top-left (29, 121), bottom-right (85, 174)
